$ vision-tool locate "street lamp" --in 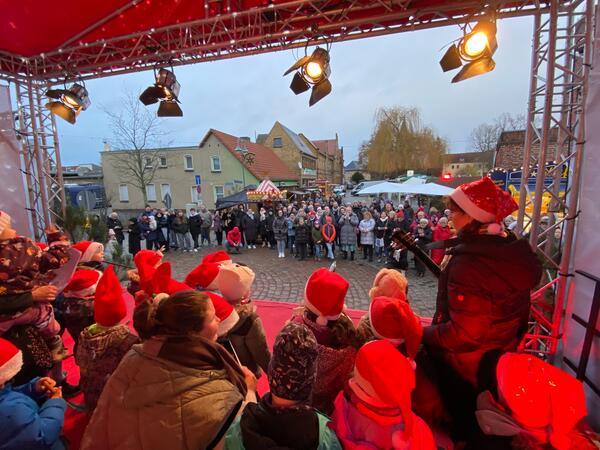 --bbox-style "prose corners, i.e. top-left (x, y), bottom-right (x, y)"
top-left (235, 139), bottom-right (255, 189)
